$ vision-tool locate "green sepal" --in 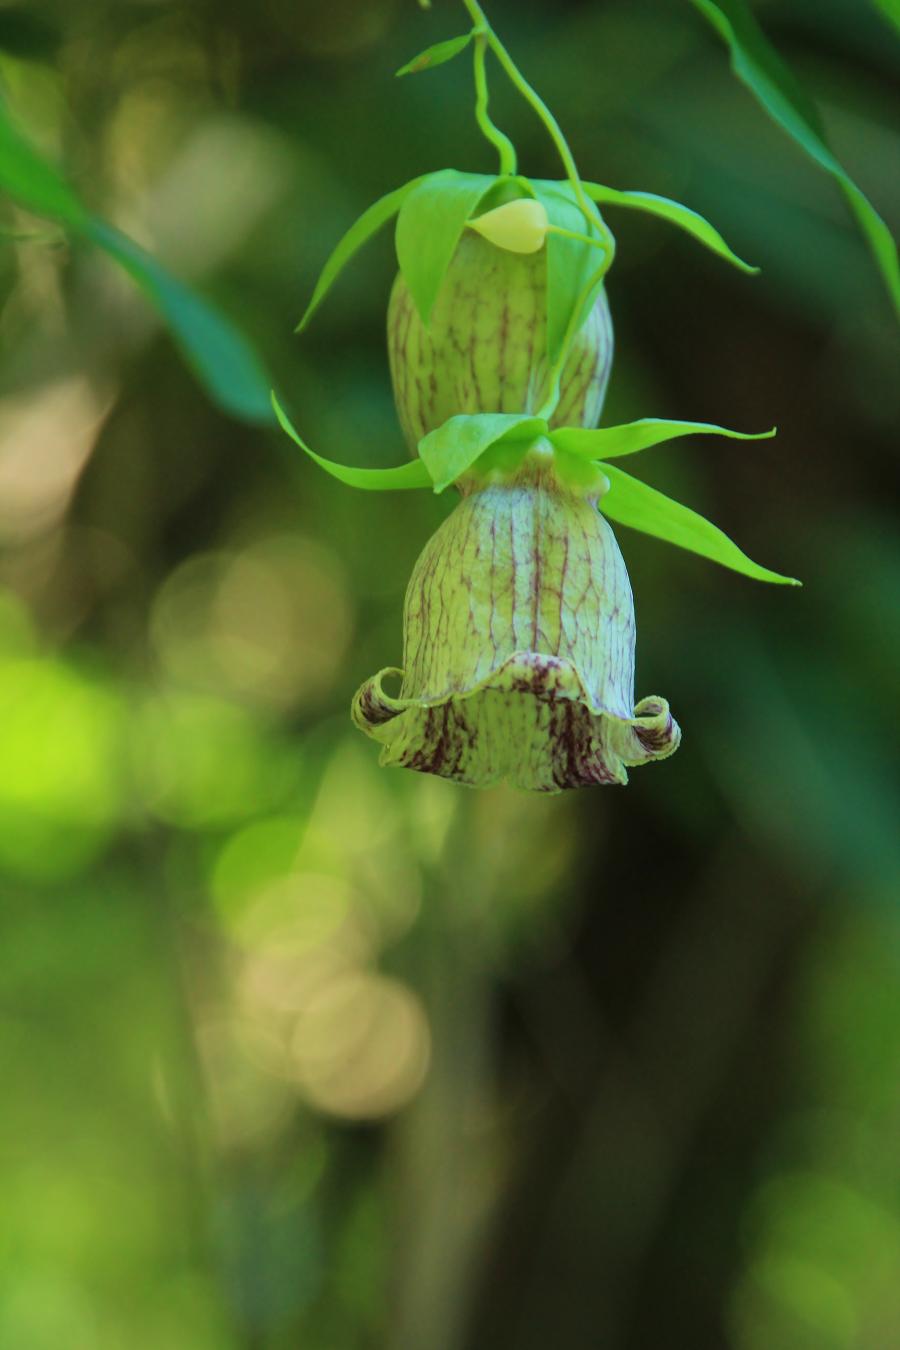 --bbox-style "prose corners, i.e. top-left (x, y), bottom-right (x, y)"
top-left (272, 393), bottom-right (432, 491)
top-left (418, 412), bottom-right (547, 493)
top-left (396, 31), bottom-right (474, 77)
top-left (598, 462), bottom-right (800, 585)
top-left (688, 0), bottom-right (899, 319)
top-left (296, 177), bottom-right (423, 333)
top-left (529, 179), bottom-right (609, 366)
top-left (551, 418), bottom-right (775, 460)
top-left (395, 169), bottom-right (498, 327)
top-left (582, 183), bottom-right (758, 274)
top-left (0, 102), bottom-right (273, 424)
